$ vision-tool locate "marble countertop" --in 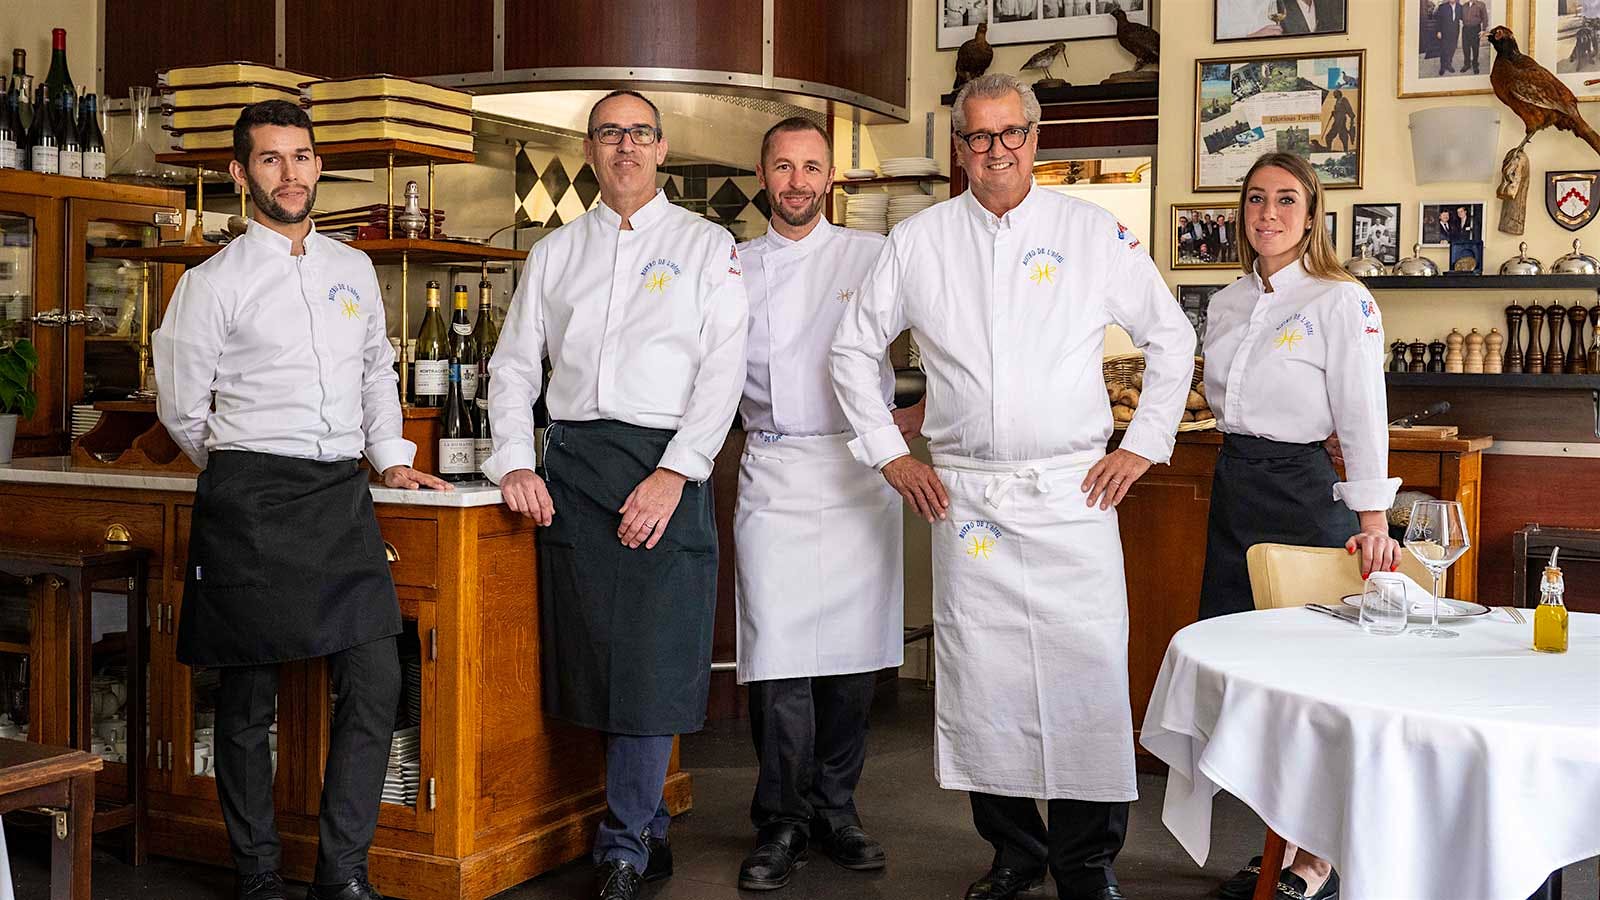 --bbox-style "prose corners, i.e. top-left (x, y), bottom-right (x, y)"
top-left (0, 457), bottom-right (506, 508)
